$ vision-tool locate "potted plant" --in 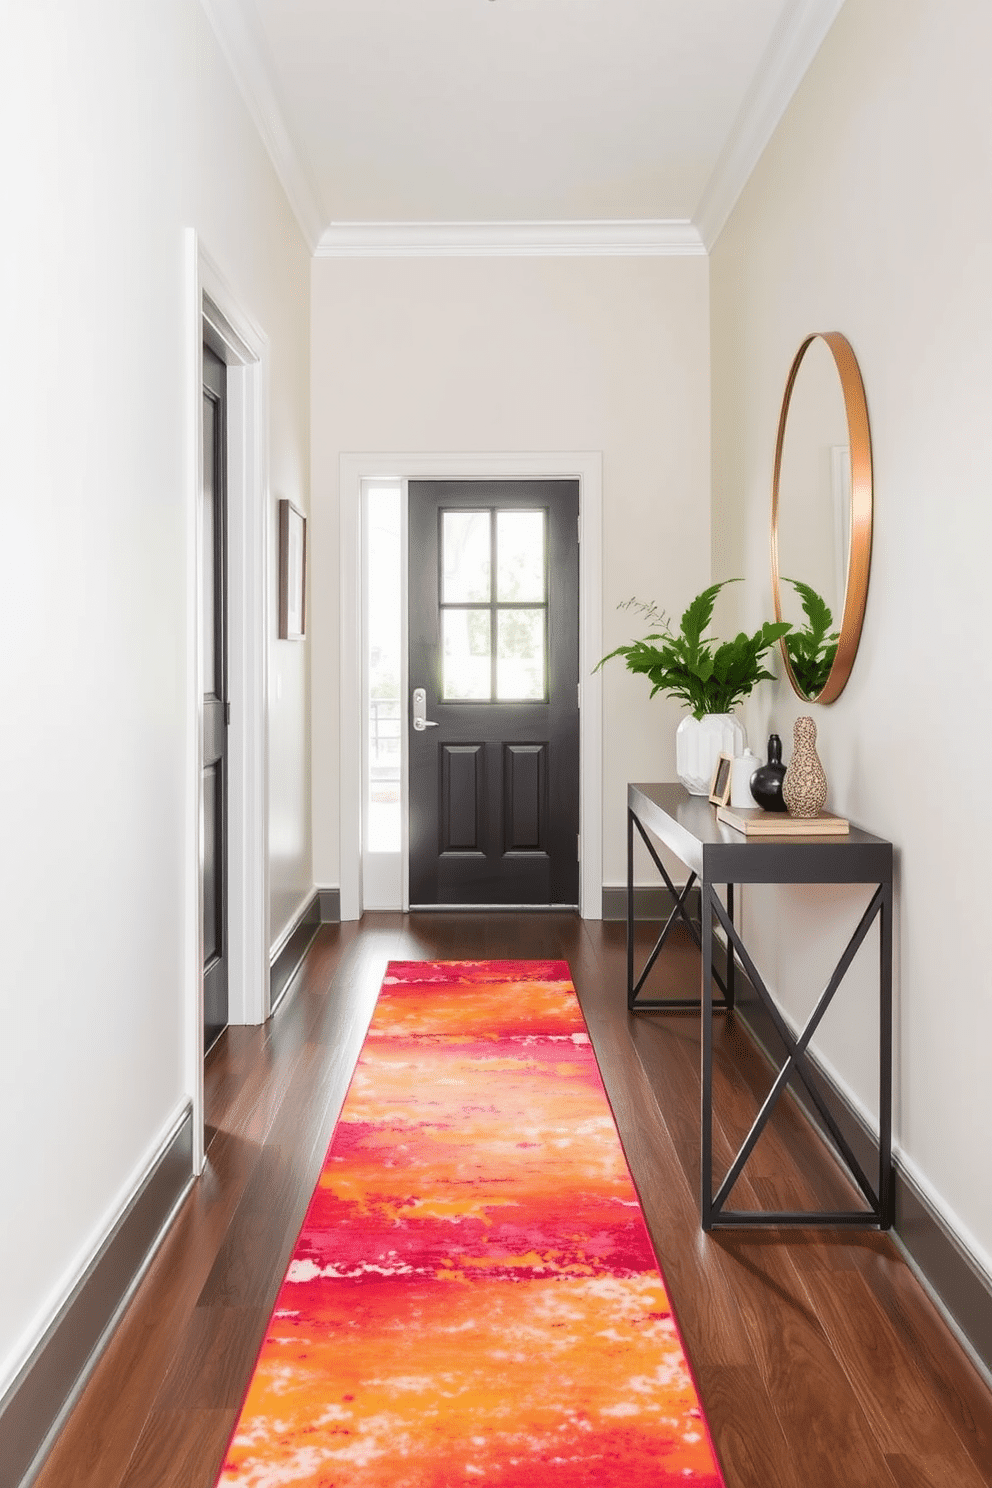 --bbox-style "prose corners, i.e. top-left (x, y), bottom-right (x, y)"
top-left (781, 578), bottom-right (840, 701)
top-left (596, 580), bottom-right (791, 794)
